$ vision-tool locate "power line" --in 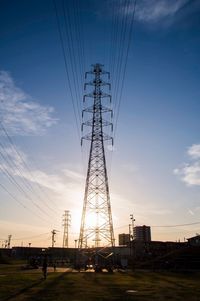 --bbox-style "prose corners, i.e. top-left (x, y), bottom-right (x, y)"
top-left (0, 182), bottom-right (26, 209)
top-left (62, 0), bottom-right (82, 122)
top-left (11, 232), bottom-right (50, 241)
top-left (53, 0), bottom-right (81, 141)
top-left (106, 0), bottom-right (137, 177)
top-left (0, 140), bottom-right (58, 217)
top-left (113, 0), bottom-right (137, 138)
top-left (151, 222), bottom-right (200, 228)
top-left (0, 122), bottom-right (61, 216)
top-left (0, 182), bottom-right (56, 226)
top-left (0, 160), bottom-right (51, 218)
top-left (114, 221), bottom-right (200, 230)
top-left (53, 0), bottom-right (87, 176)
